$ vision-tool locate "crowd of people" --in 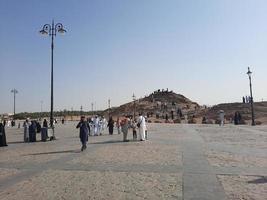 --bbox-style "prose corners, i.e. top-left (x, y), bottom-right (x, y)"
top-left (76, 113), bottom-right (148, 151)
